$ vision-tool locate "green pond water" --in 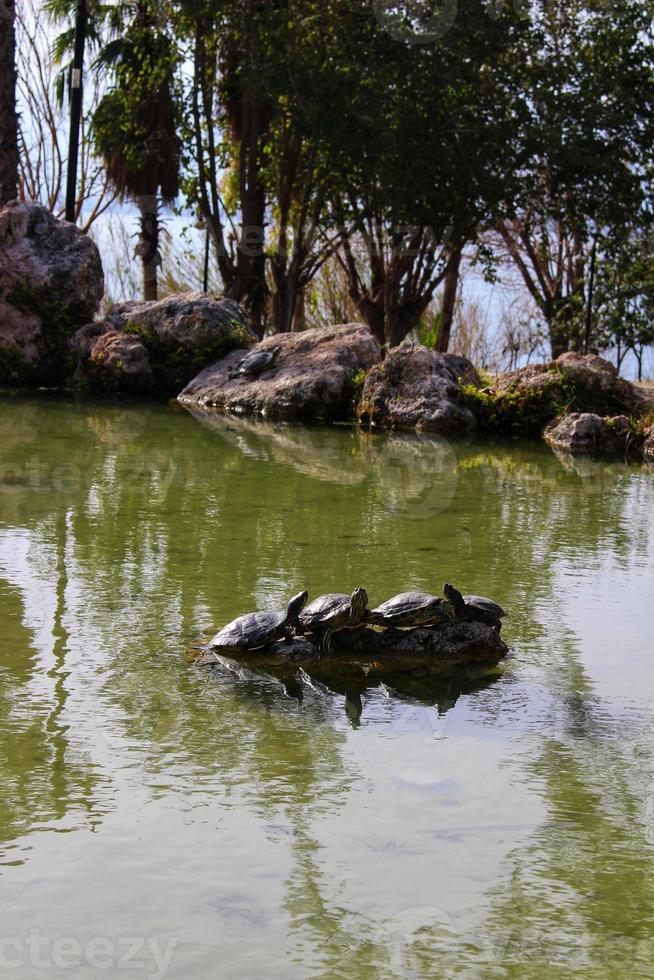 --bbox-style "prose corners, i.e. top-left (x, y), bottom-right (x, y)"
top-left (0, 393), bottom-right (653, 979)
